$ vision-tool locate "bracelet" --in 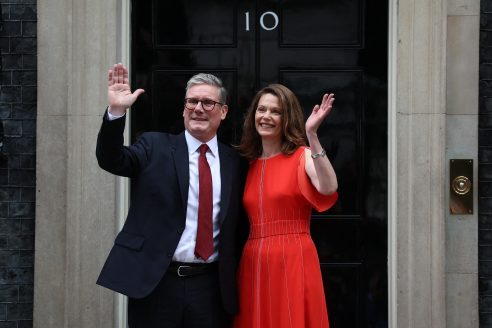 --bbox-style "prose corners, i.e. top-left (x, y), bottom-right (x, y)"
top-left (311, 148), bottom-right (326, 159)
